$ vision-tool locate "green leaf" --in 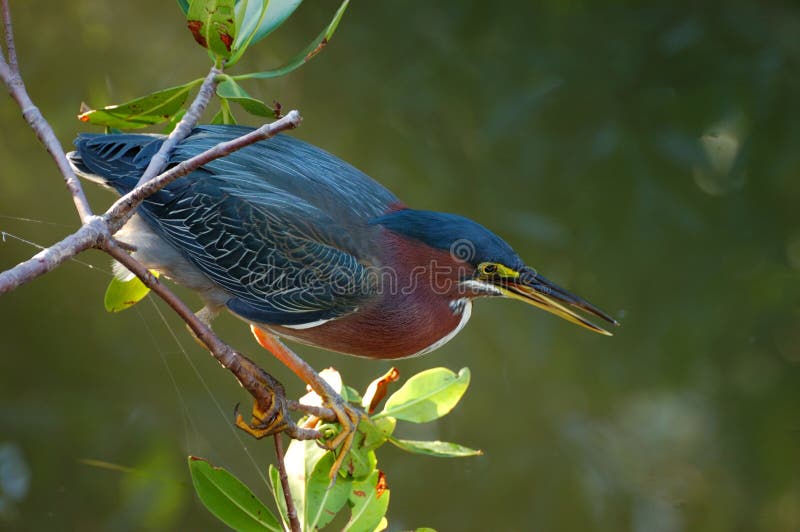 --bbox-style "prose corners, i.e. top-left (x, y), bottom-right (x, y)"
top-left (267, 465), bottom-right (290, 531)
top-left (341, 385), bottom-right (362, 404)
top-left (187, 457), bottom-right (281, 532)
top-left (216, 78), bottom-right (276, 117)
top-left (339, 446), bottom-right (377, 482)
top-left (376, 367), bottom-right (470, 423)
top-left (163, 108), bottom-right (187, 134)
top-left (210, 108), bottom-right (226, 124)
top-left (233, 0), bottom-right (349, 80)
top-left (187, 0), bottom-right (237, 58)
top-left (284, 438), bottom-right (327, 529)
top-left (344, 470), bottom-right (390, 532)
top-left (104, 272), bottom-right (158, 312)
top-left (234, 0), bottom-right (303, 52)
top-left (388, 438), bottom-right (483, 458)
top-left (360, 417), bottom-right (396, 450)
top-left (78, 81), bottom-right (199, 129)
top-left (306, 453), bottom-right (352, 530)
top-left (211, 99), bottom-right (238, 125)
